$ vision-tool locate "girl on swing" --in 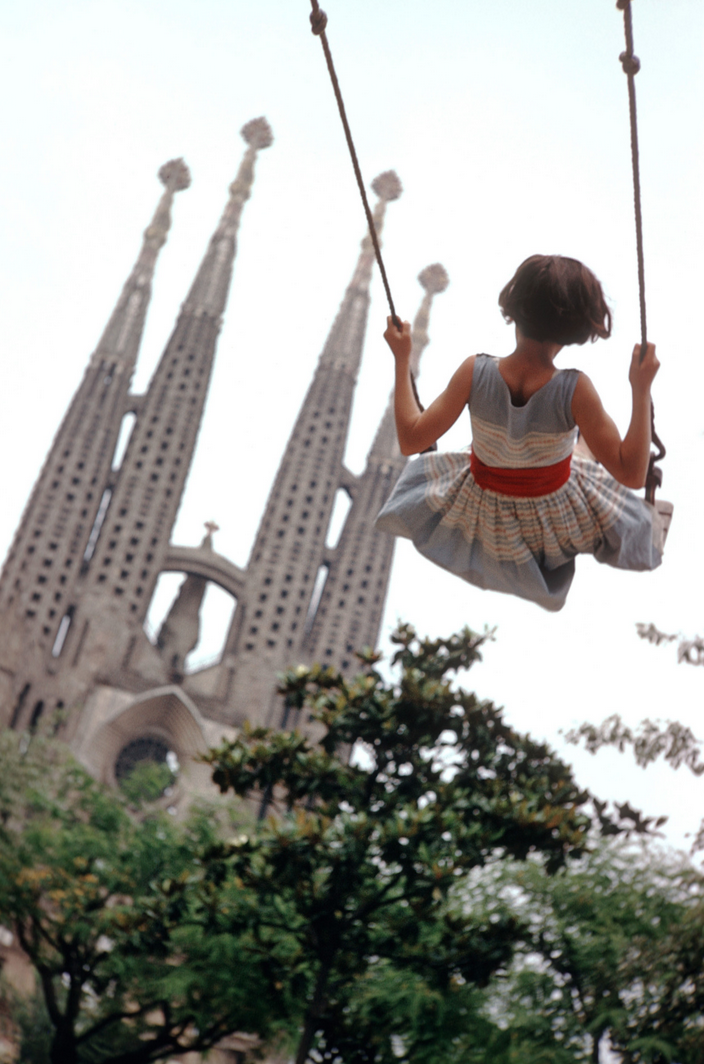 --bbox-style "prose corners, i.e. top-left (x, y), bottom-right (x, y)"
top-left (376, 254), bottom-right (667, 611)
